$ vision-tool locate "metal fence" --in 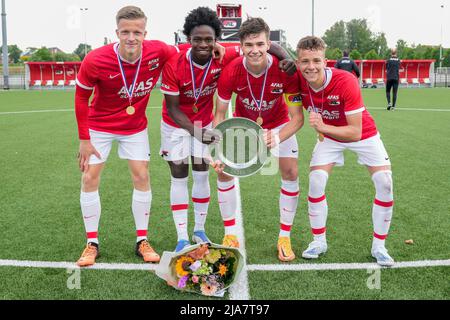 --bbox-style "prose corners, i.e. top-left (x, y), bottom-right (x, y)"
top-left (0, 66), bottom-right (26, 89)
